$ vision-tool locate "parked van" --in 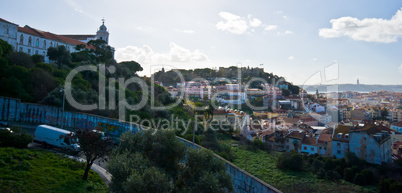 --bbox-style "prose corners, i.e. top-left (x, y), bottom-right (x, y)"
top-left (33, 125), bottom-right (80, 154)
